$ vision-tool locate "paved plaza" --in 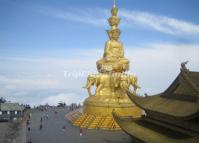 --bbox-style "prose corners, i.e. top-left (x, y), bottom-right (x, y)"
top-left (27, 108), bottom-right (133, 143)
